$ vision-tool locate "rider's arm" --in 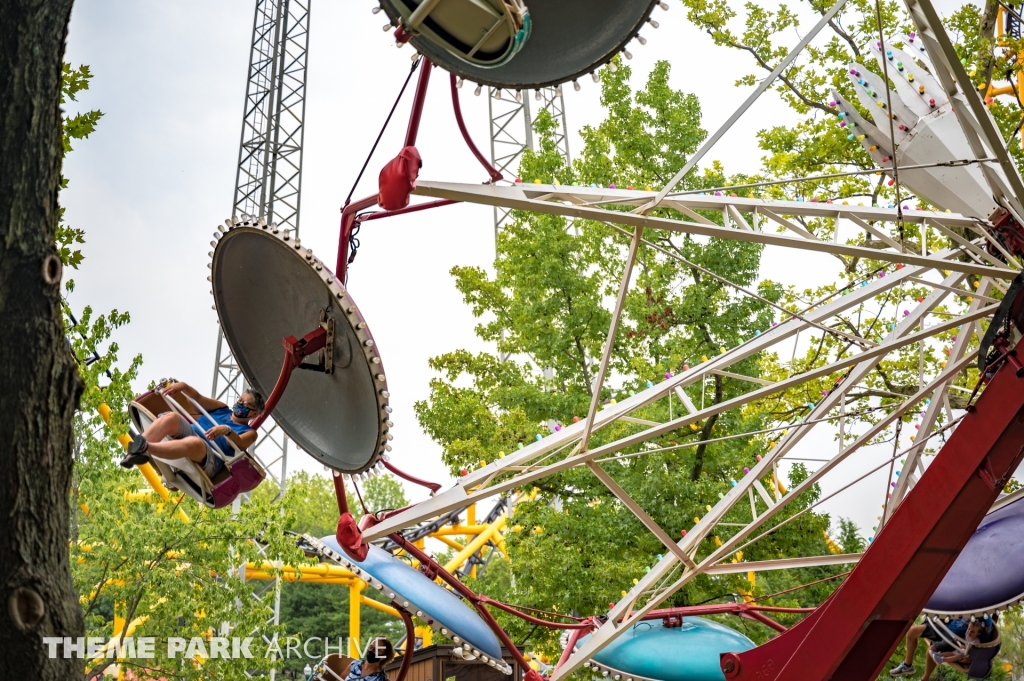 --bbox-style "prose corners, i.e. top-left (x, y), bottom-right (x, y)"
top-left (204, 425), bottom-right (259, 452)
top-left (163, 381), bottom-right (227, 413)
top-left (227, 429), bottom-right (259, 450)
